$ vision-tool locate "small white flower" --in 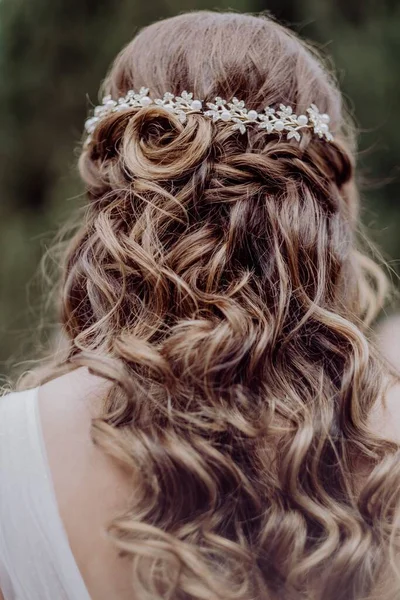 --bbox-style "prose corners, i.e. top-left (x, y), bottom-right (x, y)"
top-left (277, 104), bottom-right (293, 118)
top-left (204, 109), bottom-right (220, 122)
top-left (258, 121), bottom-right (274, 133)
top-left (258, 113), bottom-right (272, 123)
top-left (230, 97), bottom-right (245, 109)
